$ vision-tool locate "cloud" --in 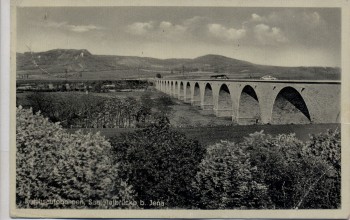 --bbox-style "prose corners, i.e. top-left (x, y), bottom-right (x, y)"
top-left (159, 21), bottom-right (186, 34)
top-left (208, 23), bottom-right (246, 41)
top-left (183, 16), bottom-right (209, 27)
top-left (68, 24), bottom-right (99, 32)
top-left (248, 11), bottom-right (326, 30)
top-left (302, 11), bottom-right (323, 27)
top-left (159, 21), bottom-right (172, 29)
top-left (42, 20), bottom-right (102, 33)
top-left (126, 21), bottom-right (154, 35)
top-left (251, 13), bottom-right (266, 22)
top-left (250, 10), bottom-right (334, 47)
top-left (254, 24), bottom-right (288, 45)
top-left (126, 18), bottom-right (203, 40)
top-left (253, 10), bottom-right (326, 29)
top-left (126, 21), bottom-right (187, 42)
top-left (126, 12), bottom-right (329, 46)
top-left (126, 16), bottom-right (246, 43)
